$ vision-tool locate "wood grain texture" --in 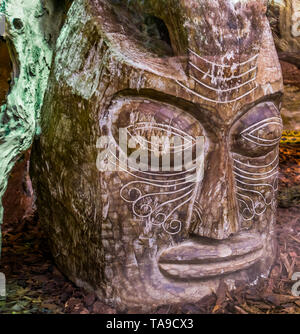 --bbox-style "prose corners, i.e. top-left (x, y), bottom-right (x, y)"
top-left (31, 0), bottom-right (282, 311)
